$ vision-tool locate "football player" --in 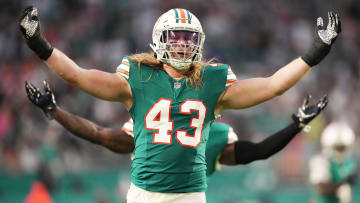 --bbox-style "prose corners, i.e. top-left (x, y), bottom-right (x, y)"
top-left (20, 6), bottom-right (339, 202)
top-left (309, 122), bottom-right (357, 203)
top-left (26, 80), bottom-right (327, 178)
